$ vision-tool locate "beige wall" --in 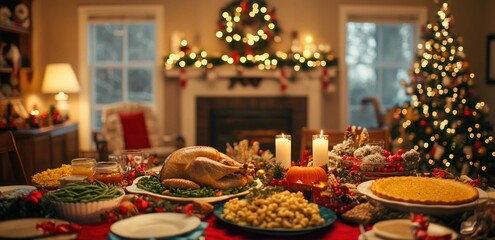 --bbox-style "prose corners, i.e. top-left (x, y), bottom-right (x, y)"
top-left (26, 0), bottom-right (494, 150)
top-left (481, 0), bottom-right (495, 126)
